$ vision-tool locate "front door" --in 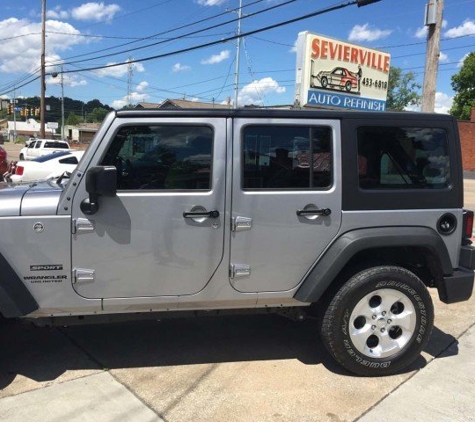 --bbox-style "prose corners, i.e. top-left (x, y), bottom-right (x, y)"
top-left (230, 118), bottom-right (342, 293)
top-left (71, 118), bottom-right (226, 299)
